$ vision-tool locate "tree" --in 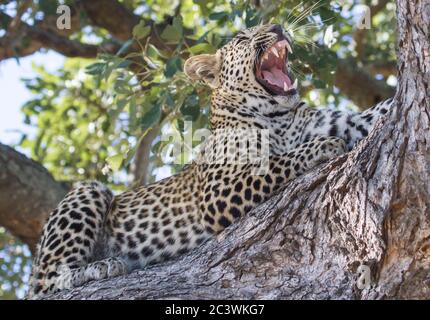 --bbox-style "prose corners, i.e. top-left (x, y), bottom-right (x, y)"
top-left (44, 0), bottom-right (429, 299)
top-left (1, 0), bottom-right (424, 299)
